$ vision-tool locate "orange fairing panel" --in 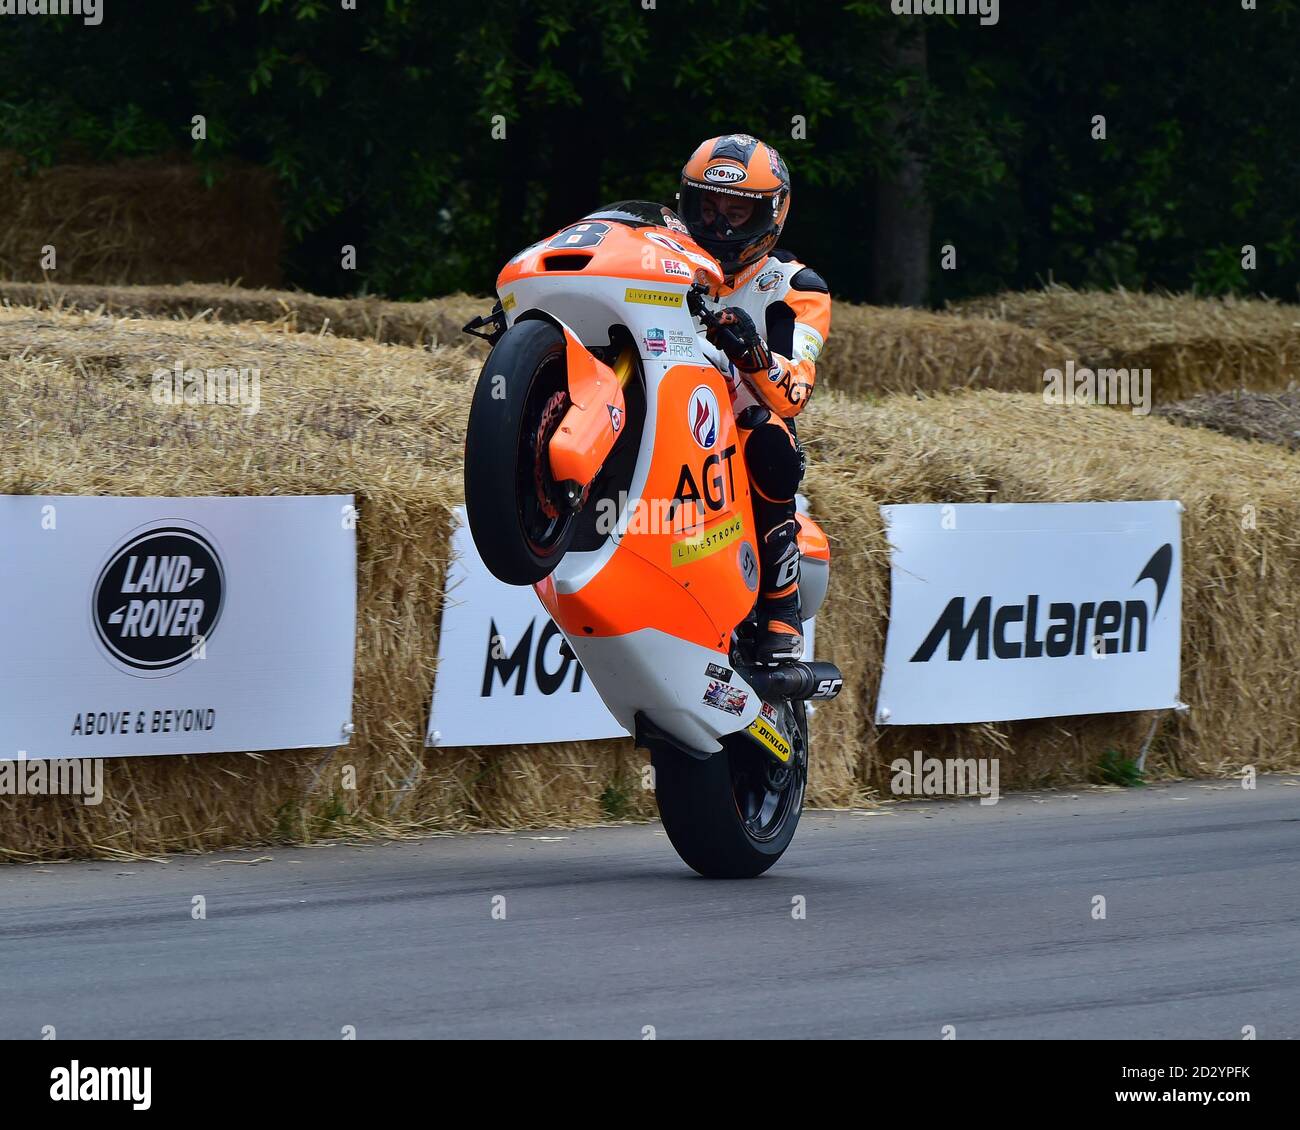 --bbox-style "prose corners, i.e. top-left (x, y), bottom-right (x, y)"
top-left (797, 512), bottom-right (830, 561)
top-left (498, 217), bottom-right (724, 294)
top-left (535, 548), bottom-right (726, 651)
top-left (547, 324), bottom-right (626, 488)
top-left (536, 364), bottom-right (759, 654)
